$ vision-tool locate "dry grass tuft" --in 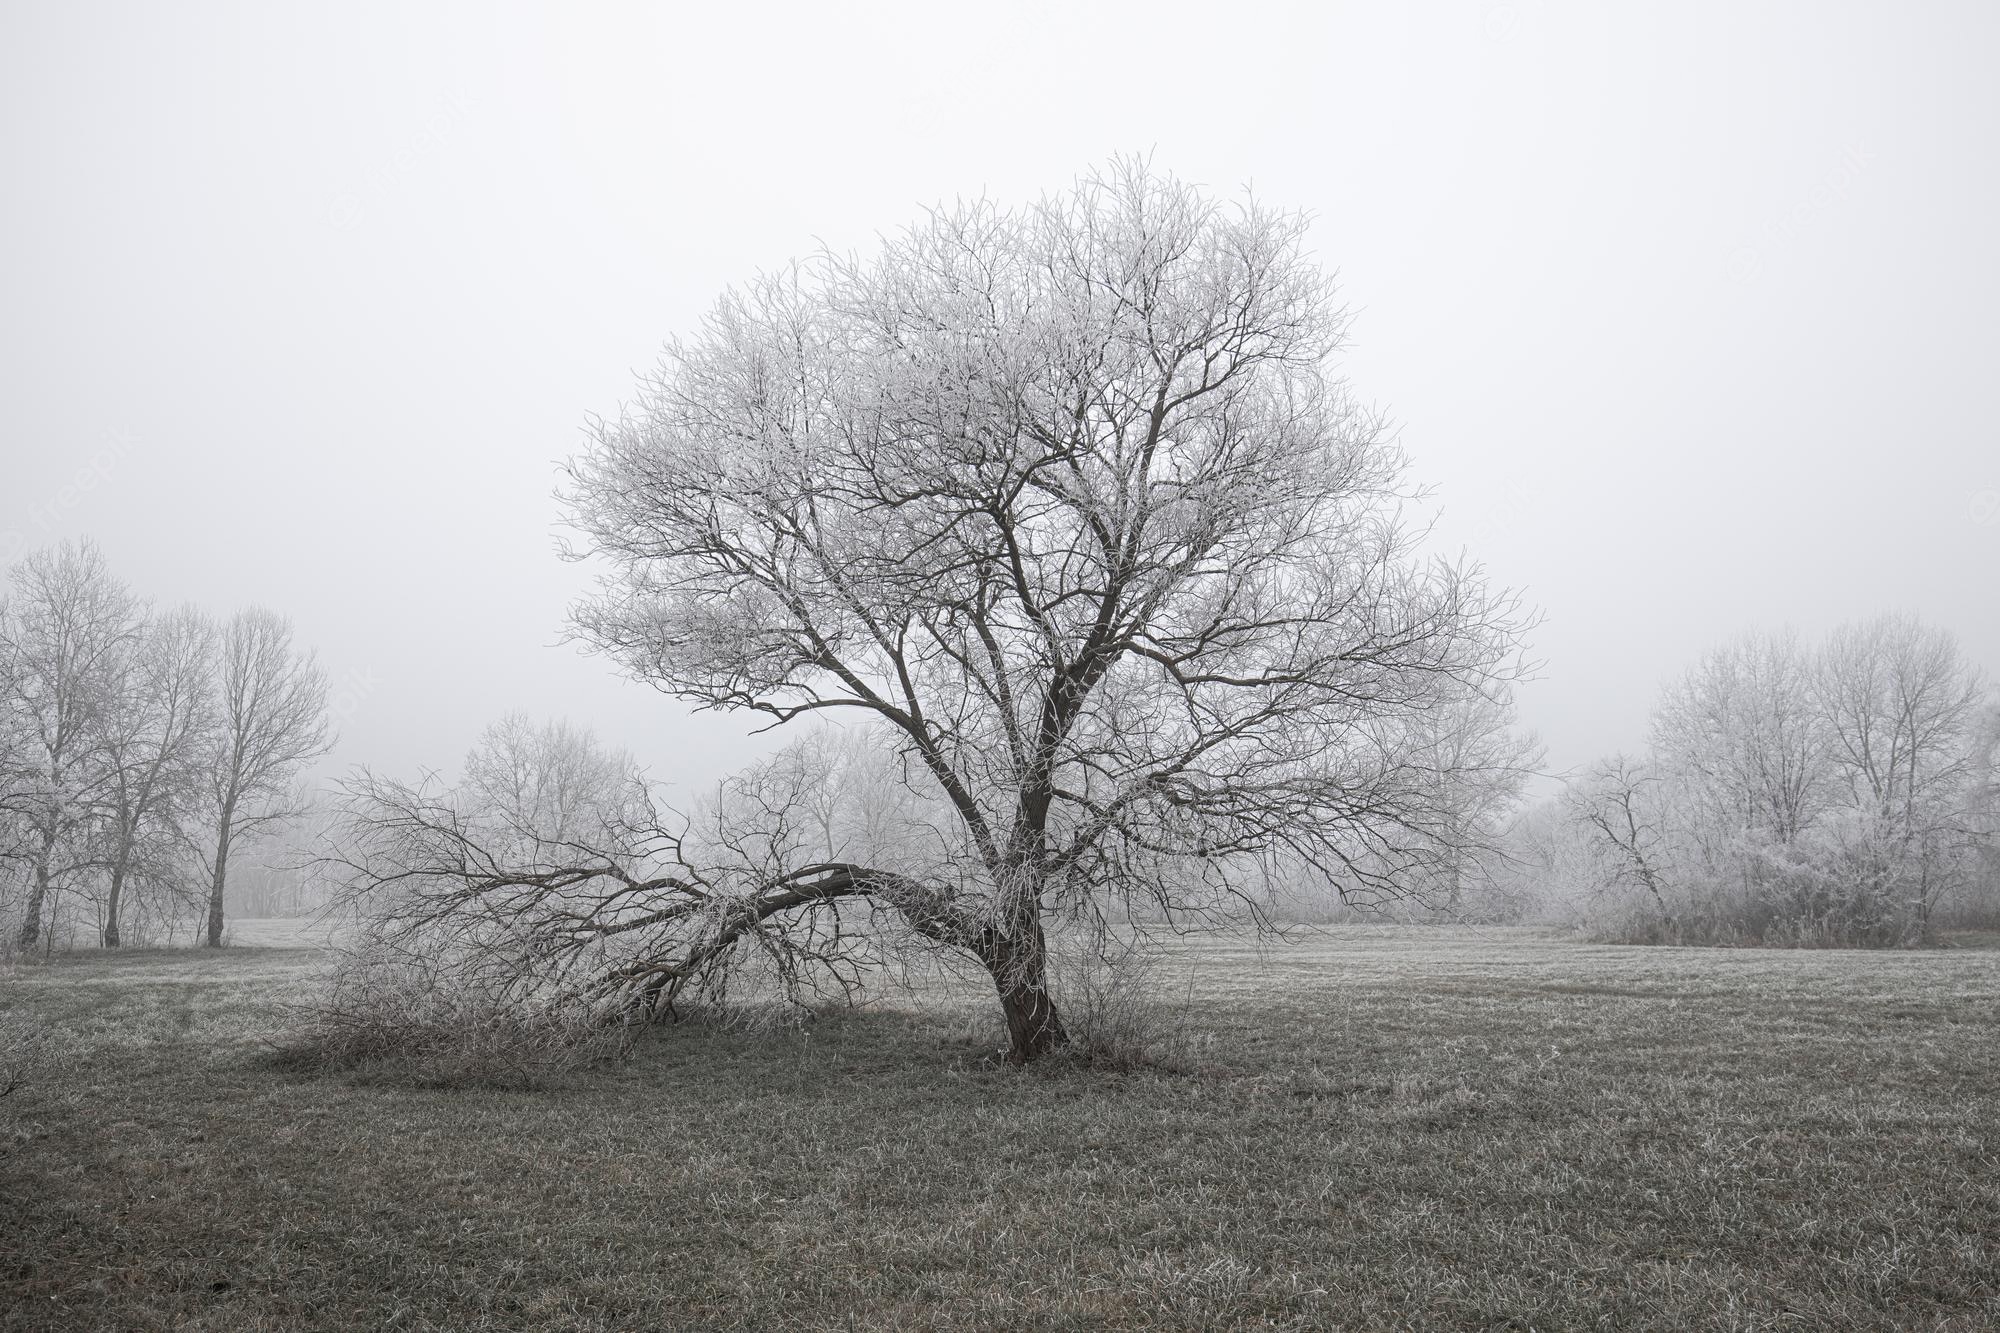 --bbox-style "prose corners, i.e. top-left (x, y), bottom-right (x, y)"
top-left (269, 947), bottom-right (632, 1090)
top-left (0, 1011), bottom-right (48, 1106)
